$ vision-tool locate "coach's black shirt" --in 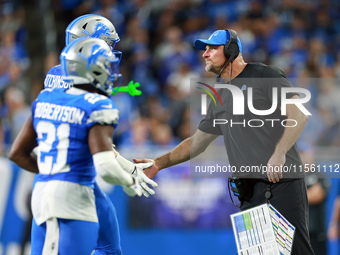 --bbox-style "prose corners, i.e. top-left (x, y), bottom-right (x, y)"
top-left (198, 62), bottom-right (305, 180)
